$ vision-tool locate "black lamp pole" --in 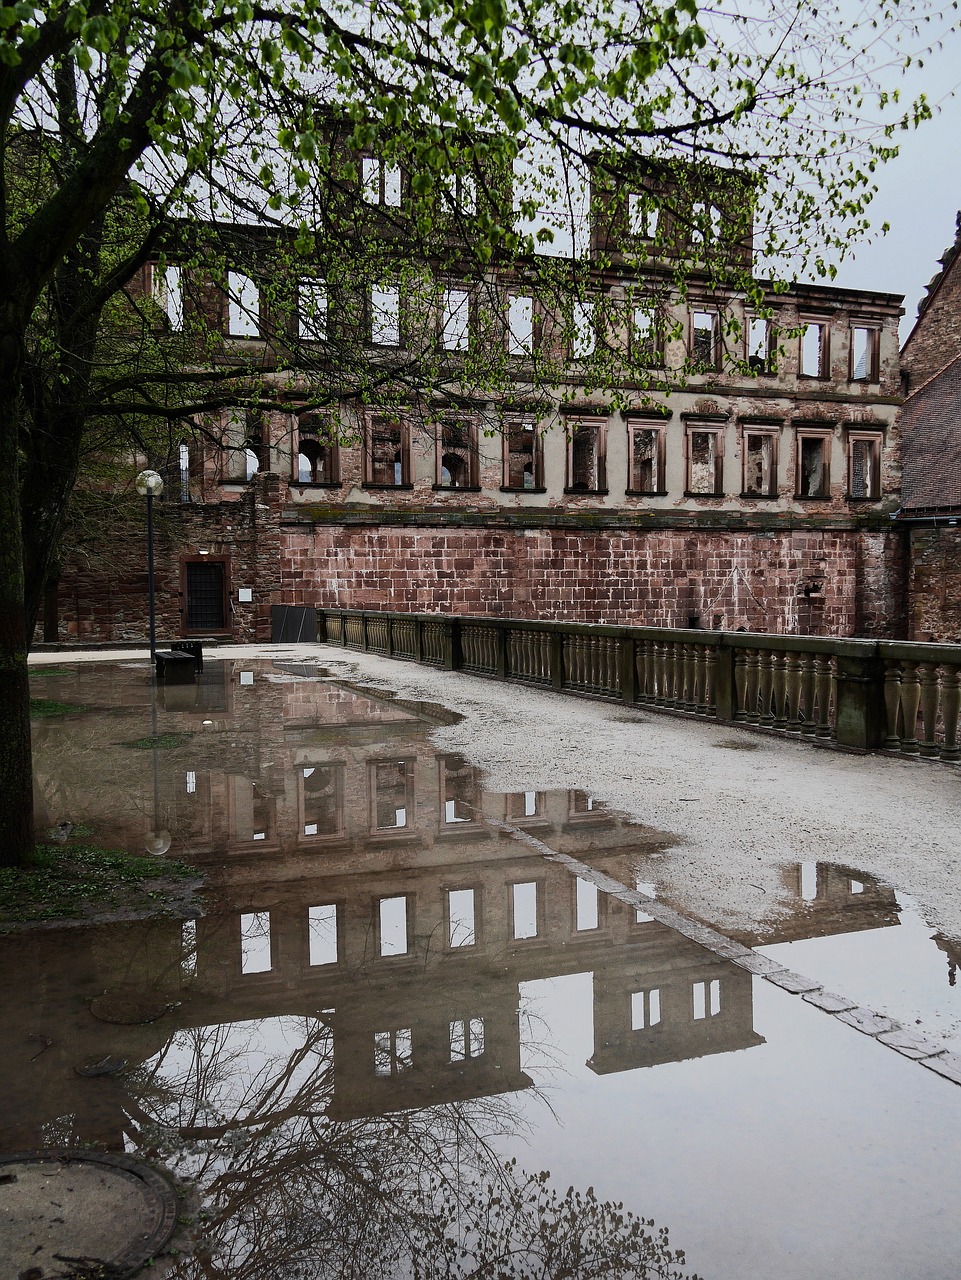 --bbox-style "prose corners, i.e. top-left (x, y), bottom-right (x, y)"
top-left (135, 469), bottom-right (164, 662)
